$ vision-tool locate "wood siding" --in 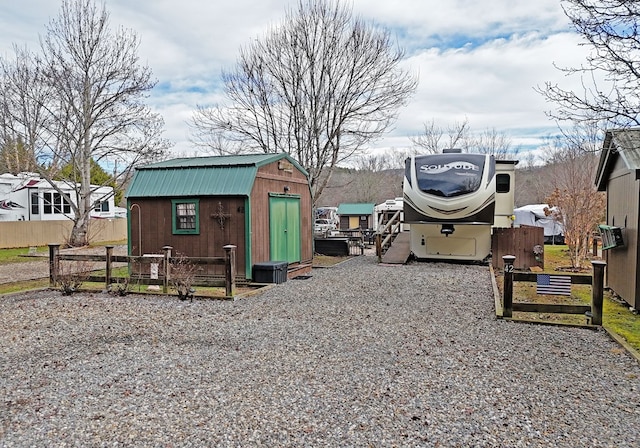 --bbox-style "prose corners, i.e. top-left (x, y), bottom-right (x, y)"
top-left (605, 168), bottom-right (640, 308)
top-left (251, 161), bottom-right (313, 265)
top-left (340, 215), bottom-right (372, 230)
top-left (491, 226), bottom-right (544, 270)
top-left (128, 196), bottom-right (247, 277)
